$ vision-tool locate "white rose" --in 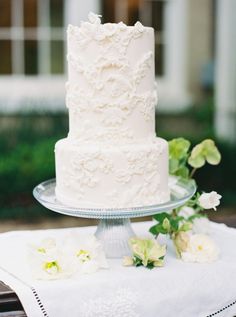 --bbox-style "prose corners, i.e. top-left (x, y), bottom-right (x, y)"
top-left (181, 234), bottom-right (219, 263)
top-left (192, 217), bottom-right (211, 234)
top-left (88, 12), bottom-right (102, 25)
top-left (198, 191), bottom-right (222, 210)
top-left (178, 206), bottom-right (195, 219)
